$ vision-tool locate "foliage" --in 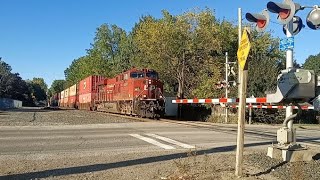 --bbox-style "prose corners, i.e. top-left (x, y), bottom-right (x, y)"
top-left (133, 9), bottom-right (236, 98)
top-left (49, 80), bottom-right (66, 95)
top-left (63, 9), bottom-right (290, 100)
top-left (303, 53), bottom-right (320, 75)
top-left (26, 78), bottom-right (48, 102)
top-left (64, 24), bottom-right (134, 86)
top-left (246, 30), bottom-right (285, 97)
top-left (0, 59), bottom-right (34, 105)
